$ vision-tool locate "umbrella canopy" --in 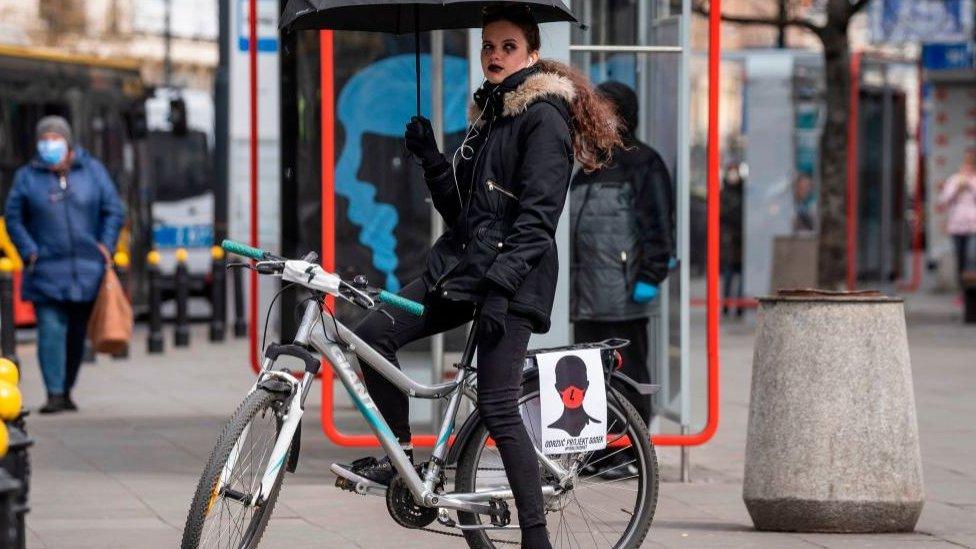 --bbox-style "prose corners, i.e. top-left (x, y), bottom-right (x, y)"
top-left (279, 0), bottom-right (576, 117)
top-left (280, 0), bottom-right (576, 34)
